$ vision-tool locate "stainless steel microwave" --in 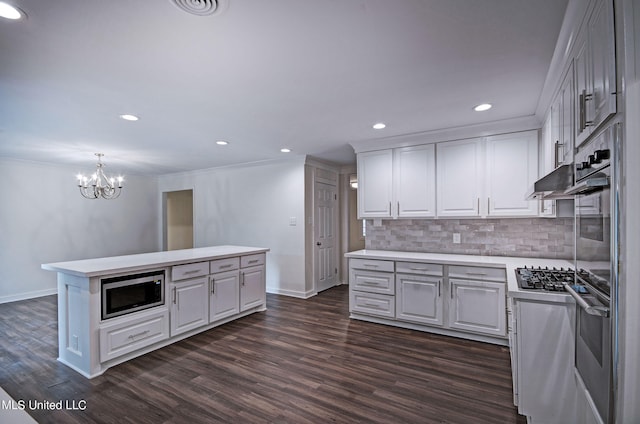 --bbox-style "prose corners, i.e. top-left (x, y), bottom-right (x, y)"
top-left (101, 270), bottom-right (165, 320)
